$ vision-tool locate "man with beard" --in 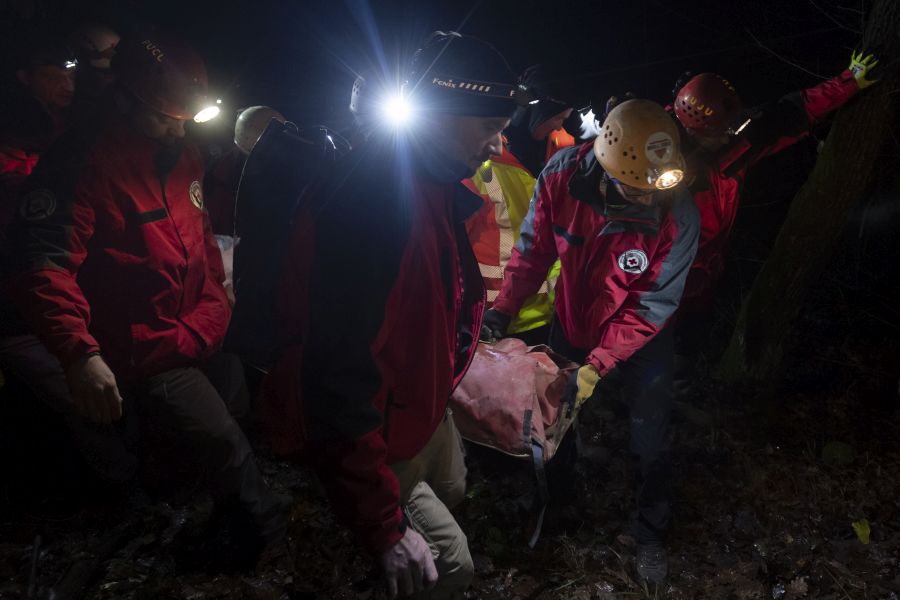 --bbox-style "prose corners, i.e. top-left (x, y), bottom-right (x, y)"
top-left (8, 33), bottom-right (285, 567)
top-left (264, 31), bottom-right (522, 599)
